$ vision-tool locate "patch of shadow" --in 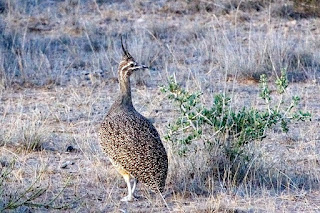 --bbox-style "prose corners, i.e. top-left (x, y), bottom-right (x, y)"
top-left (251, 71), bottom-right (271, 82)
top-left (293, 0), bottom-right (320, 18)
top-left (0, 0), bottom-right (7, 14)
top-left (96, 0), bottom-right (125, 5)
top-left (287, 71), bottom-right (308, 83)
top-left (84, 40), bottom-right (103, 52)
top-left (272, 3), bottom-right (320, 19)
top-left (289, 52), bottom-right (318, 69)
top-left (272, 4), bottom-right (298, 19)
